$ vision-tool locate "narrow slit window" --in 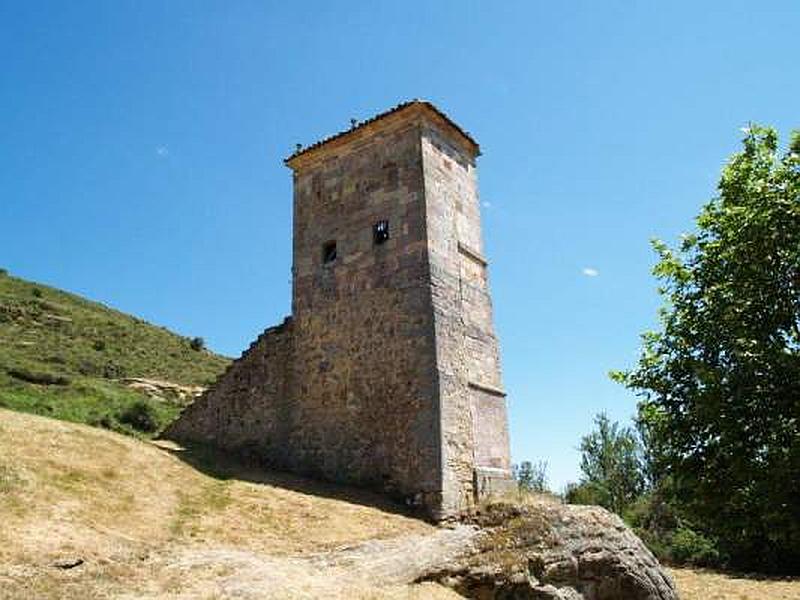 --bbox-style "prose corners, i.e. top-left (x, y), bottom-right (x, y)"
top-left (322, 240), bottom-right (337, 264)
top-left (374, 220), bottom-right (390, 245)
